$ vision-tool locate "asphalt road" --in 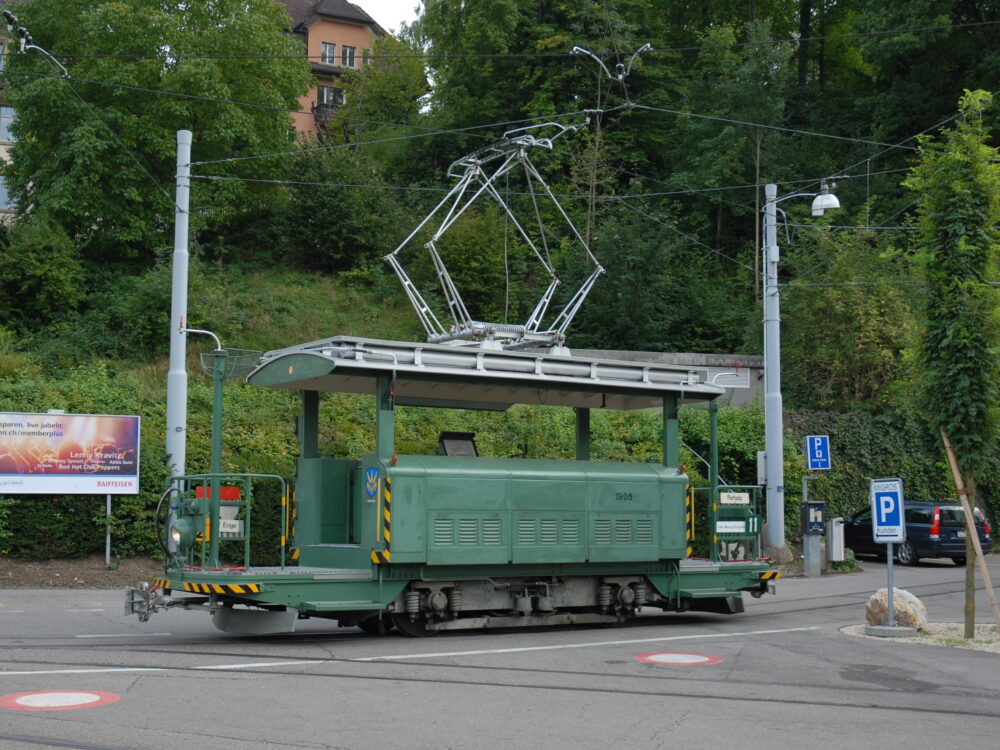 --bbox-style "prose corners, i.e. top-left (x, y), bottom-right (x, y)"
top-left (1, 558), bottom-right (999, 749)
